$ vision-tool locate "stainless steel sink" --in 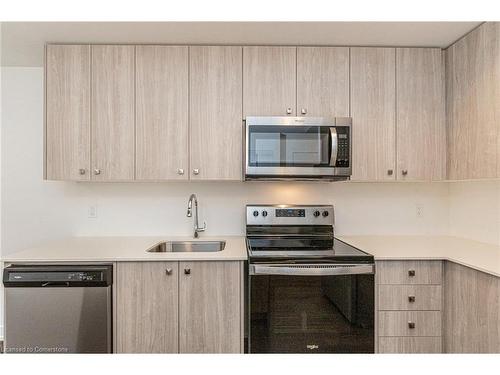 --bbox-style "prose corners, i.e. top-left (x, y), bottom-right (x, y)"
top-left (146, 241), bottom-right (225, 253)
